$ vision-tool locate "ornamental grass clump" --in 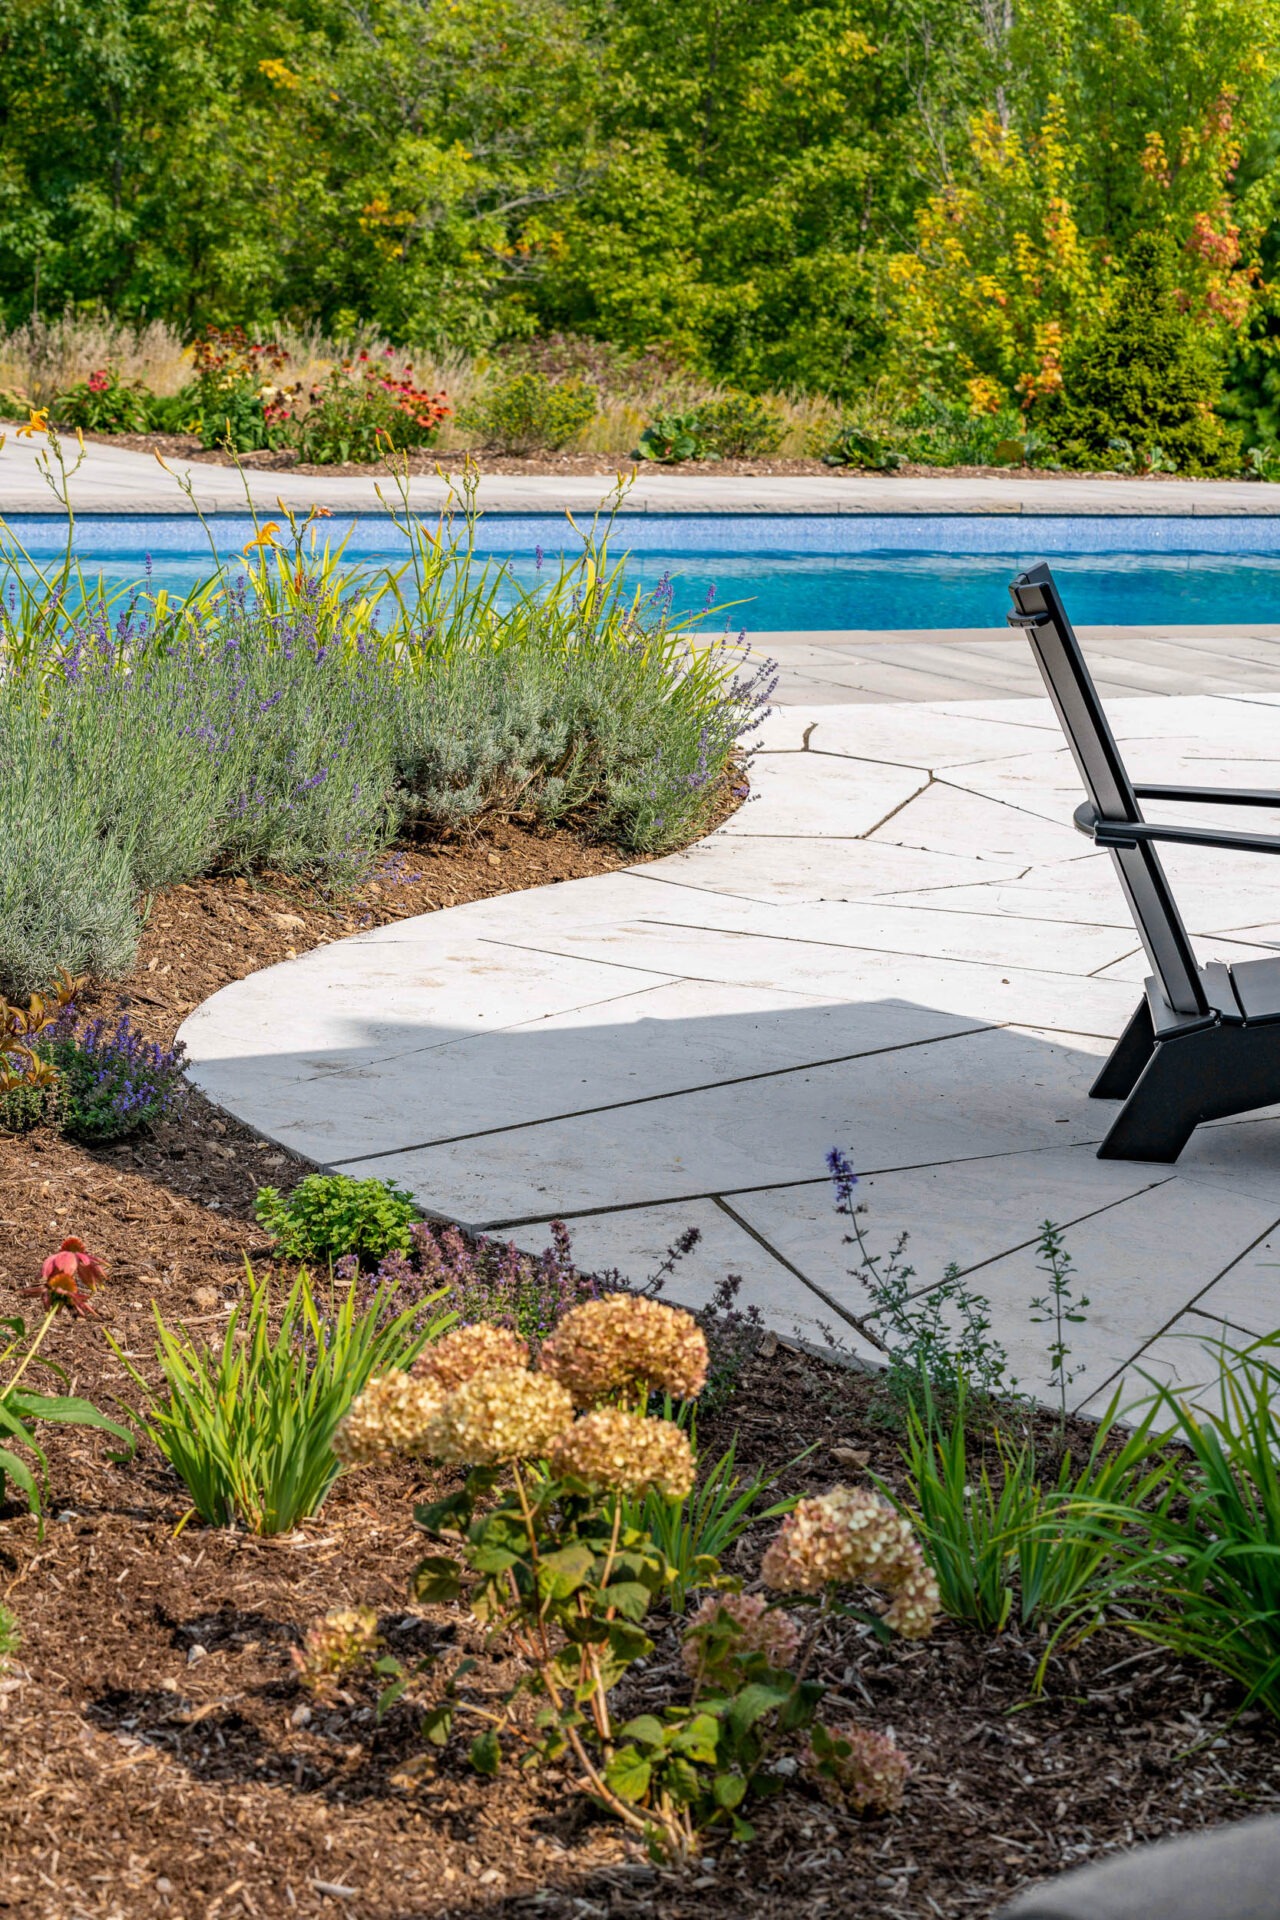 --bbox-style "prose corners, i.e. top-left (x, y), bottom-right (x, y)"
top-left (113, 1264), bottom-right (453, 1533)
top-left (339, 1294), bottom-right (931, 1860)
